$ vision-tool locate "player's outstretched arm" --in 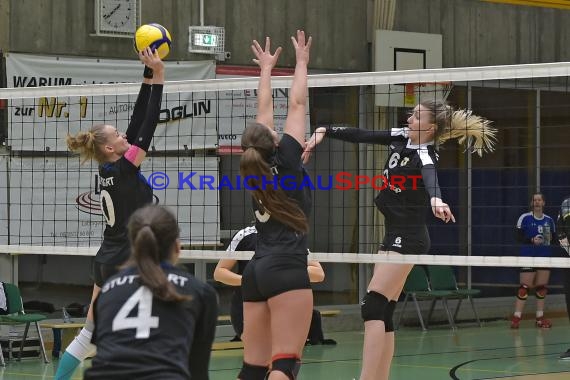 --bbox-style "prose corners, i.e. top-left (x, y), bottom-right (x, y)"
top-left (284, 30), bottom-right (312, 146)
top-left (252, 37), bottom-right (282, 131)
